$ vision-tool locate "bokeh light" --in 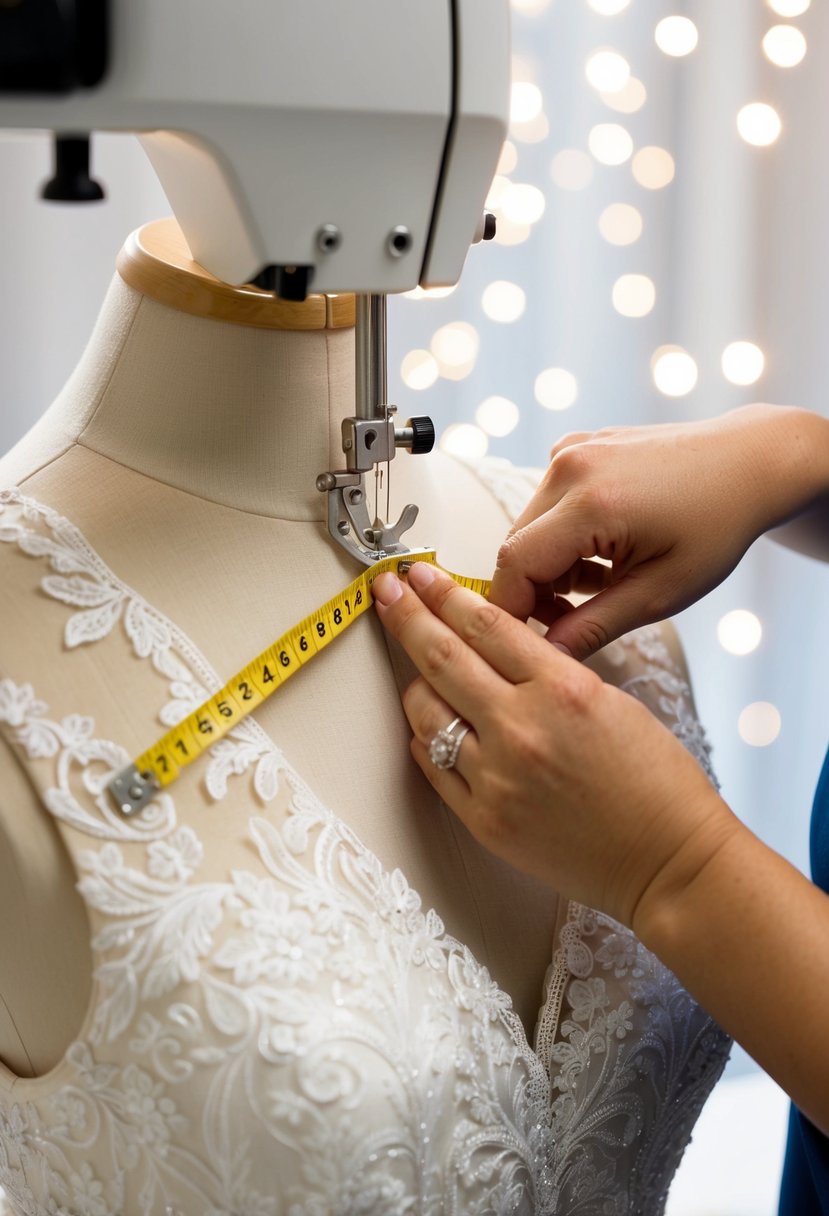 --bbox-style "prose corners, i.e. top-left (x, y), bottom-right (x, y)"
top-left (440, 423), bottom-right (489, 460)
top-left (585, 49), bottom-right (631, 93)
top-left (722, 341), bottom-right (766, 386)
top-left (762, 24), bottom-right (807, 67)
top-left (651, 345), bottom-right (698, 396)
top-left (767, 0), bottom-right (810, 15)
top-left (601, 77), bottom-right (647, 113)
top-left (400, 349), bottom-right (439, 391)
top-left (654, 16), bottom-right (699, 56)
top-left (476, 396), bottom-right (521, 437)
top-left (612, 274), bottom-right (656, 317)
top-left (493, 218), bottom-right (532, 247)
top-left (535, 368), bottom-right (579, 410)
top-left (718, 610), bottom-right (763, 656)
top-left (599, 202), bottom-right (643, 245)
top-left (482, 280), bottom-right (527, 323)
top-left (501, 182), bottom-right (547, 224)
top-left (430, 322), bottom-right (479, 381)
top-left (486, 175), bottom-right (511, 210)
top-left (588, 123), bottom-right (634, 165)
top-left (632, 146), bottom-right (676, 188)
top-left (738, 702), bottom-right (782, 747)
top-left (551, 149), bottom-right (595, 191)
top-left (510, 81), bottom-right (543, 124)
top-left (737, 102), bottom-right (782, 146)
top-left (511, 112), bottom-right (550, 144)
